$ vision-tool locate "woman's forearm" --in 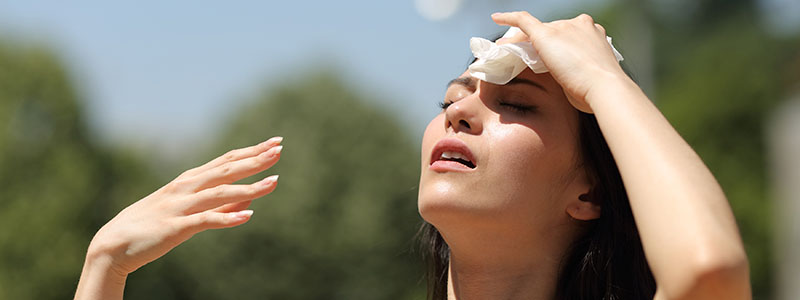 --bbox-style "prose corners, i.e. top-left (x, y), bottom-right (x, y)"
top-left (586, 73), bottom-right (750, 299)
top-left (74, 250), bottom-right (127, 300)
top-left (487, 11), bottom-right (750, 298)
